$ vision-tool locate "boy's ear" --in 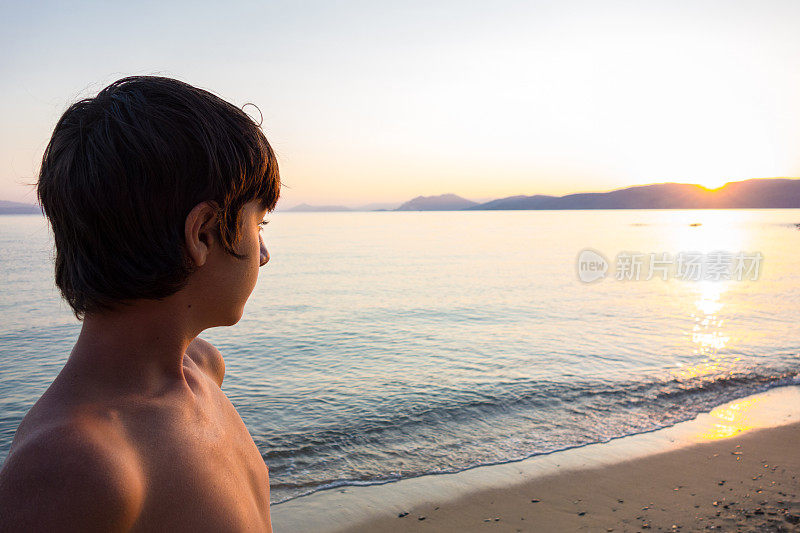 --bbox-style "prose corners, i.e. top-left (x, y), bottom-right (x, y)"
top-left (185, 201), bottom-right (219, 267)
